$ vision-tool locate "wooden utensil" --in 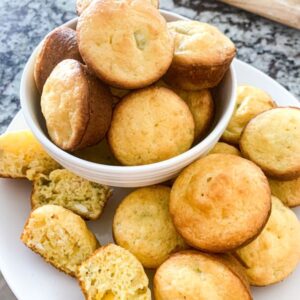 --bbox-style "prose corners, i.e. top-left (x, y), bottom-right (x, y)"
top-left (219, 0), bottom-right (300, 30)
